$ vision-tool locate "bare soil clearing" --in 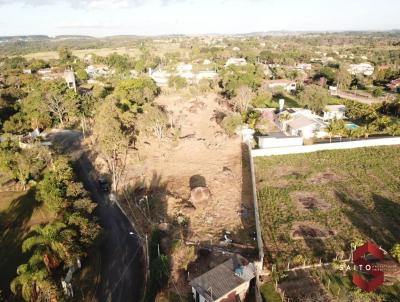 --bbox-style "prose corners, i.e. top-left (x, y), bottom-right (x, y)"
top-left (124, 93), bottom-right (254, 243)
top-left (291, 222), bottom-right (336, 240)
top-left (290, 191), bottom-right (331, 212)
